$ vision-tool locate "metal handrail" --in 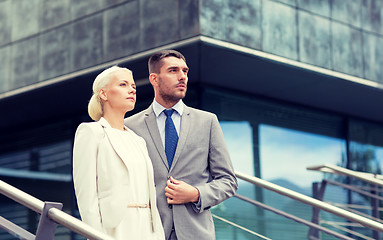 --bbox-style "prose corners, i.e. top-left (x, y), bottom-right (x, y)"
top-left (235, 171), bottom-right (383, 233)
top-left (212, 214), bottom-right (271, 240)
top-left (308, 164), bottom-right (383, 239)
top-left (0, 179), bottom-right (115, 240)
top-left (307, 164), bottom-right (383, 186)
top-left (324, 179), bottom-right (383, 202)
top-left (234, 193), bottom-right (355, 240)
